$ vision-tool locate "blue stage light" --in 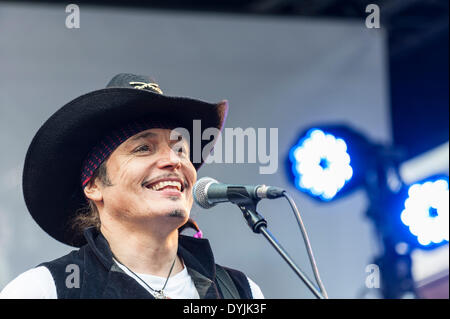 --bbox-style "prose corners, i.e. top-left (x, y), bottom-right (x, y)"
top-left (289, 129), bottom-right (353, 201)
top-left (400, 177), bottom-right (449, 247)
